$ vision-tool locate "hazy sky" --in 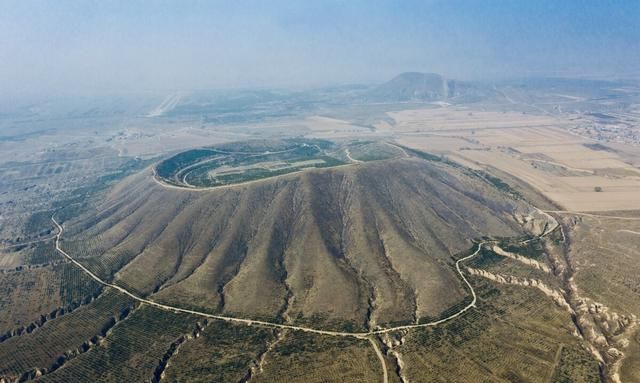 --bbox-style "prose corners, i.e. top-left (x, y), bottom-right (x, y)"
top-left (1, 0), bottom-right (638, 95)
